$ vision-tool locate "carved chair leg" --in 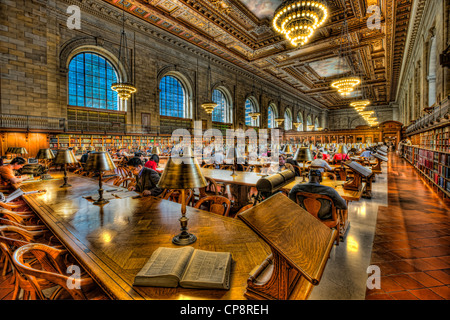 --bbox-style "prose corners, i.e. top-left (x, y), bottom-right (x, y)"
top-left (12, 282), bottom-right (20, 300)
